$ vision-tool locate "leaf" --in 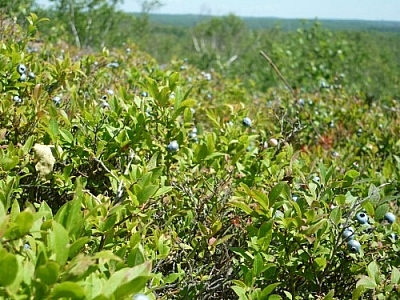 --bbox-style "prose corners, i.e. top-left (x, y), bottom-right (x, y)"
top-left (102, 262), bottom-right (152, 297)
top-left (375, 204), bottom-right (388, 221)
top-left (231, 286), bottom-right (248, 299)
top-left (59, 128), bottom-right (74, 145)
top-left (260, 282), bottom-right (281, 298)
top-left (137, 185), bottom-right (158, 204)
top-left (253, 253), bottom-right (263, 277)
top-left (36, 261), bottom-right (60, 285)
top-left (0, 156), bottom-right (19, 171)
top-left (15, 210), bottom-right (34, 236)
top-left (324, 290), bottom-right (335, 300)
top-left (367, 261), bottom-right (380, 285)
top-left (330, 207), bottom-right (342, 225)
top-left (229, 199), bottom-right (253, 214)
top-left (50, 282), bottom-right (85, 299)
top-left (391, 267), bottom-right (400, 284)
top-left (153, 186), bottom-right (173, 198)
top-left (50, 221), bottom-right (69, 266)
top-left (69, 237), bottom-right (90, 259)
top-left (356, 275), bottom-right (377, 289)
top-left (0, 250), bottom-right (18, 286)
top-left (314, 257), bottom-right (327, 271)
top-left (49, 118), bottom-right (59, 141)
top-left (269, 182), bottom-right (289, 203)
